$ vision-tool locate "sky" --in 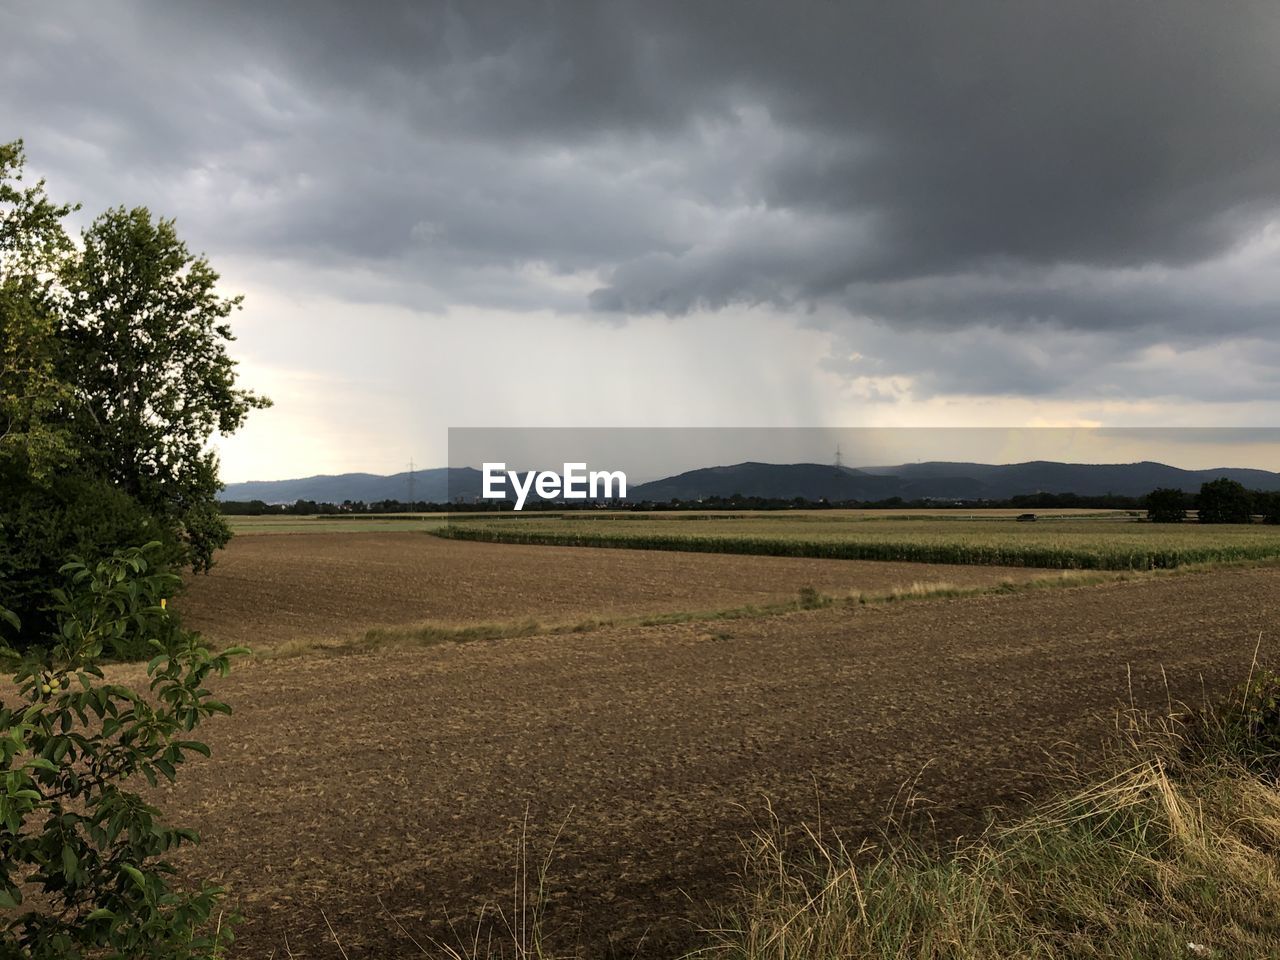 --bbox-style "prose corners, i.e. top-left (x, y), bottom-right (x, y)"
top-left (5, 1), bottom-right (1280, 480)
